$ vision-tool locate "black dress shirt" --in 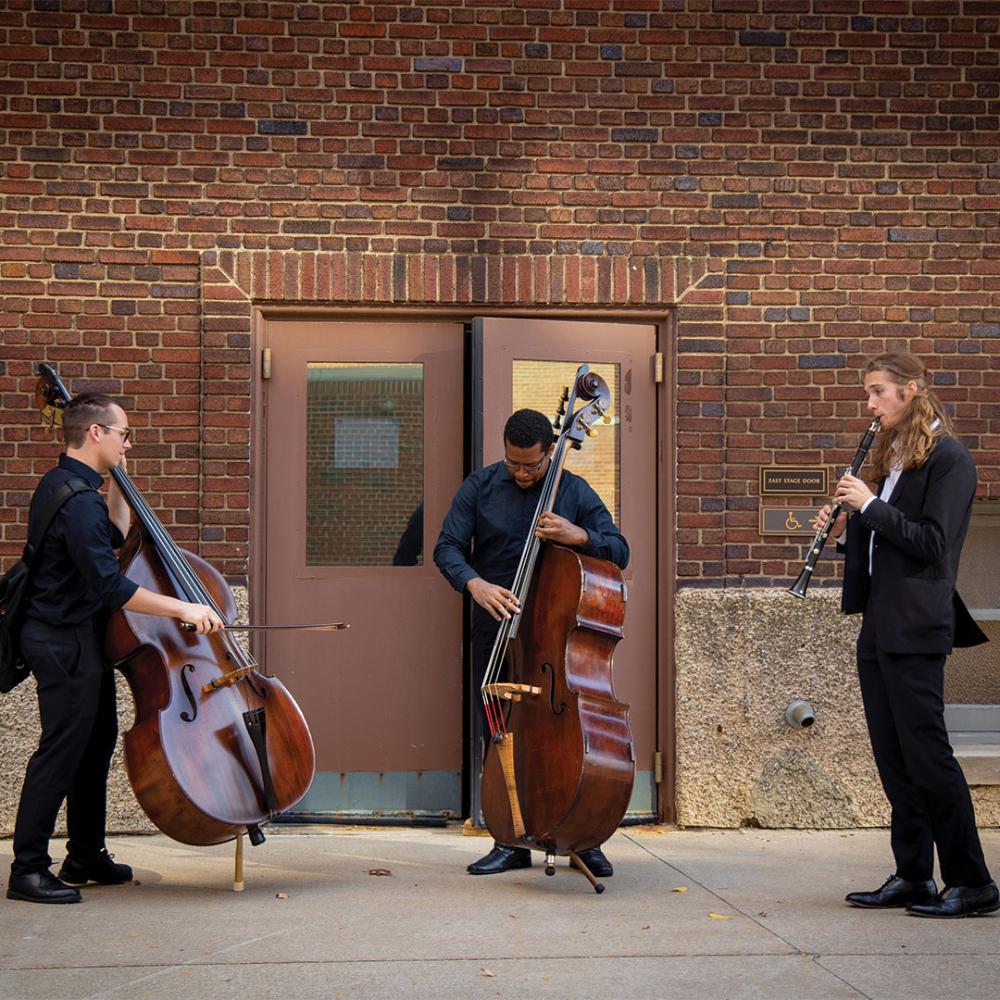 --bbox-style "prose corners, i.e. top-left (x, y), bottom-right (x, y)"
top-left (25, 455), bottom-right (139, 626)
top-left (433, 461), bottom-right (629, 639)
